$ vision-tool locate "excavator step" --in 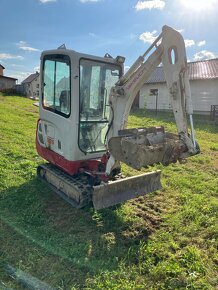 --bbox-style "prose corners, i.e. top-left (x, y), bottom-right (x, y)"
top-left (37, 164), bottom-right (162, 210)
